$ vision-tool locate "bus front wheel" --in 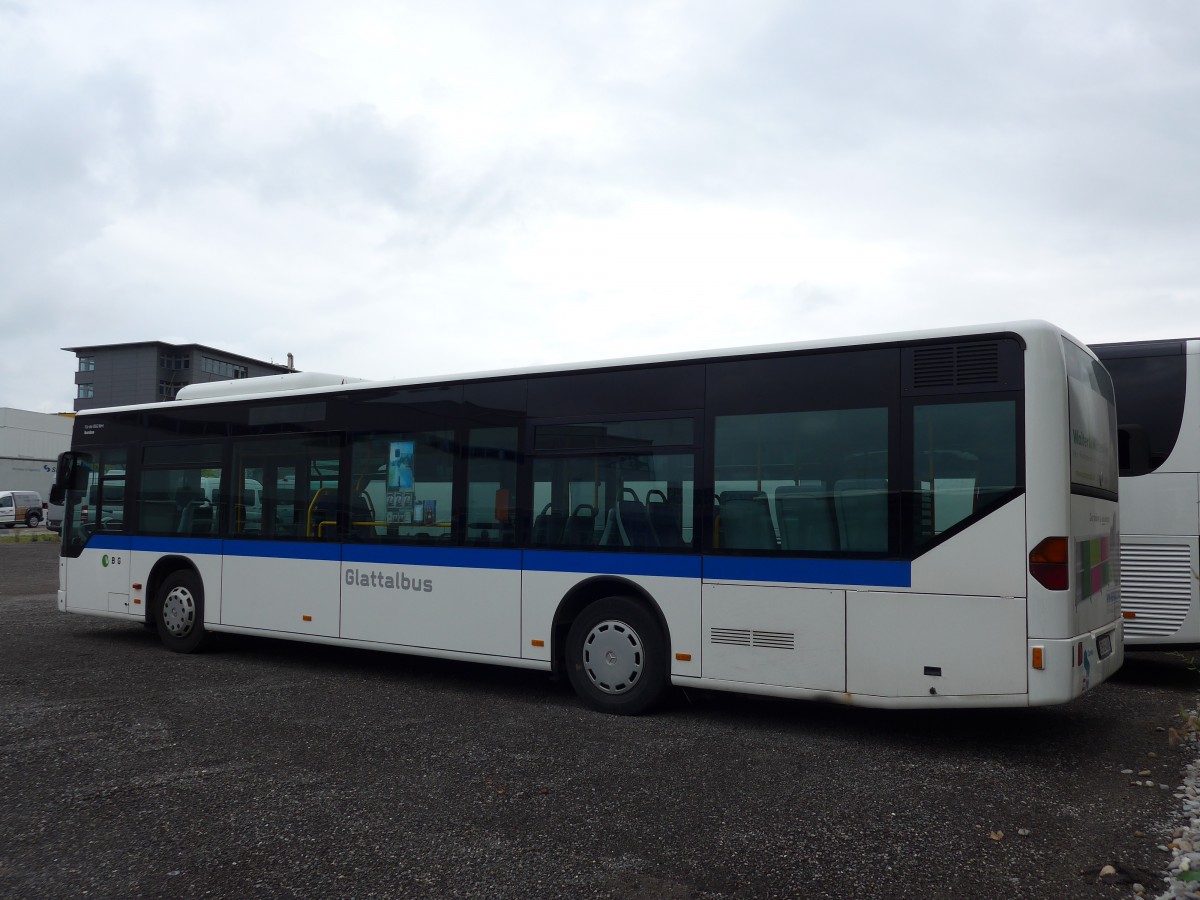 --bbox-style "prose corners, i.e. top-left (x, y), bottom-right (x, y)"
top-left (565, 596), bottom-right (667, 715)
top-left (155, 570), bottom-right (208, 653)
